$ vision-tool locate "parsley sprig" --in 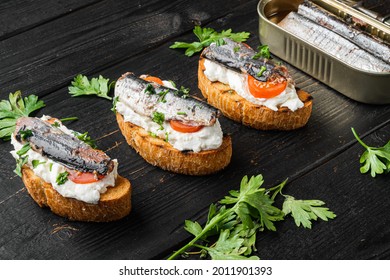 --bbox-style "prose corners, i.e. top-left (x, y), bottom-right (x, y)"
top-left (68, 74), bottom-right (115, 100)
top-left (352, 127), bottom-right (390, 177)
top-left (168, 175), bottom-right (335, 260)
top-left (170, 26), bottom-right (250, 57)
top-left (252, 45), bottom-right (271, 60)
top-left (0, 91), bottom-right (45, 140)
